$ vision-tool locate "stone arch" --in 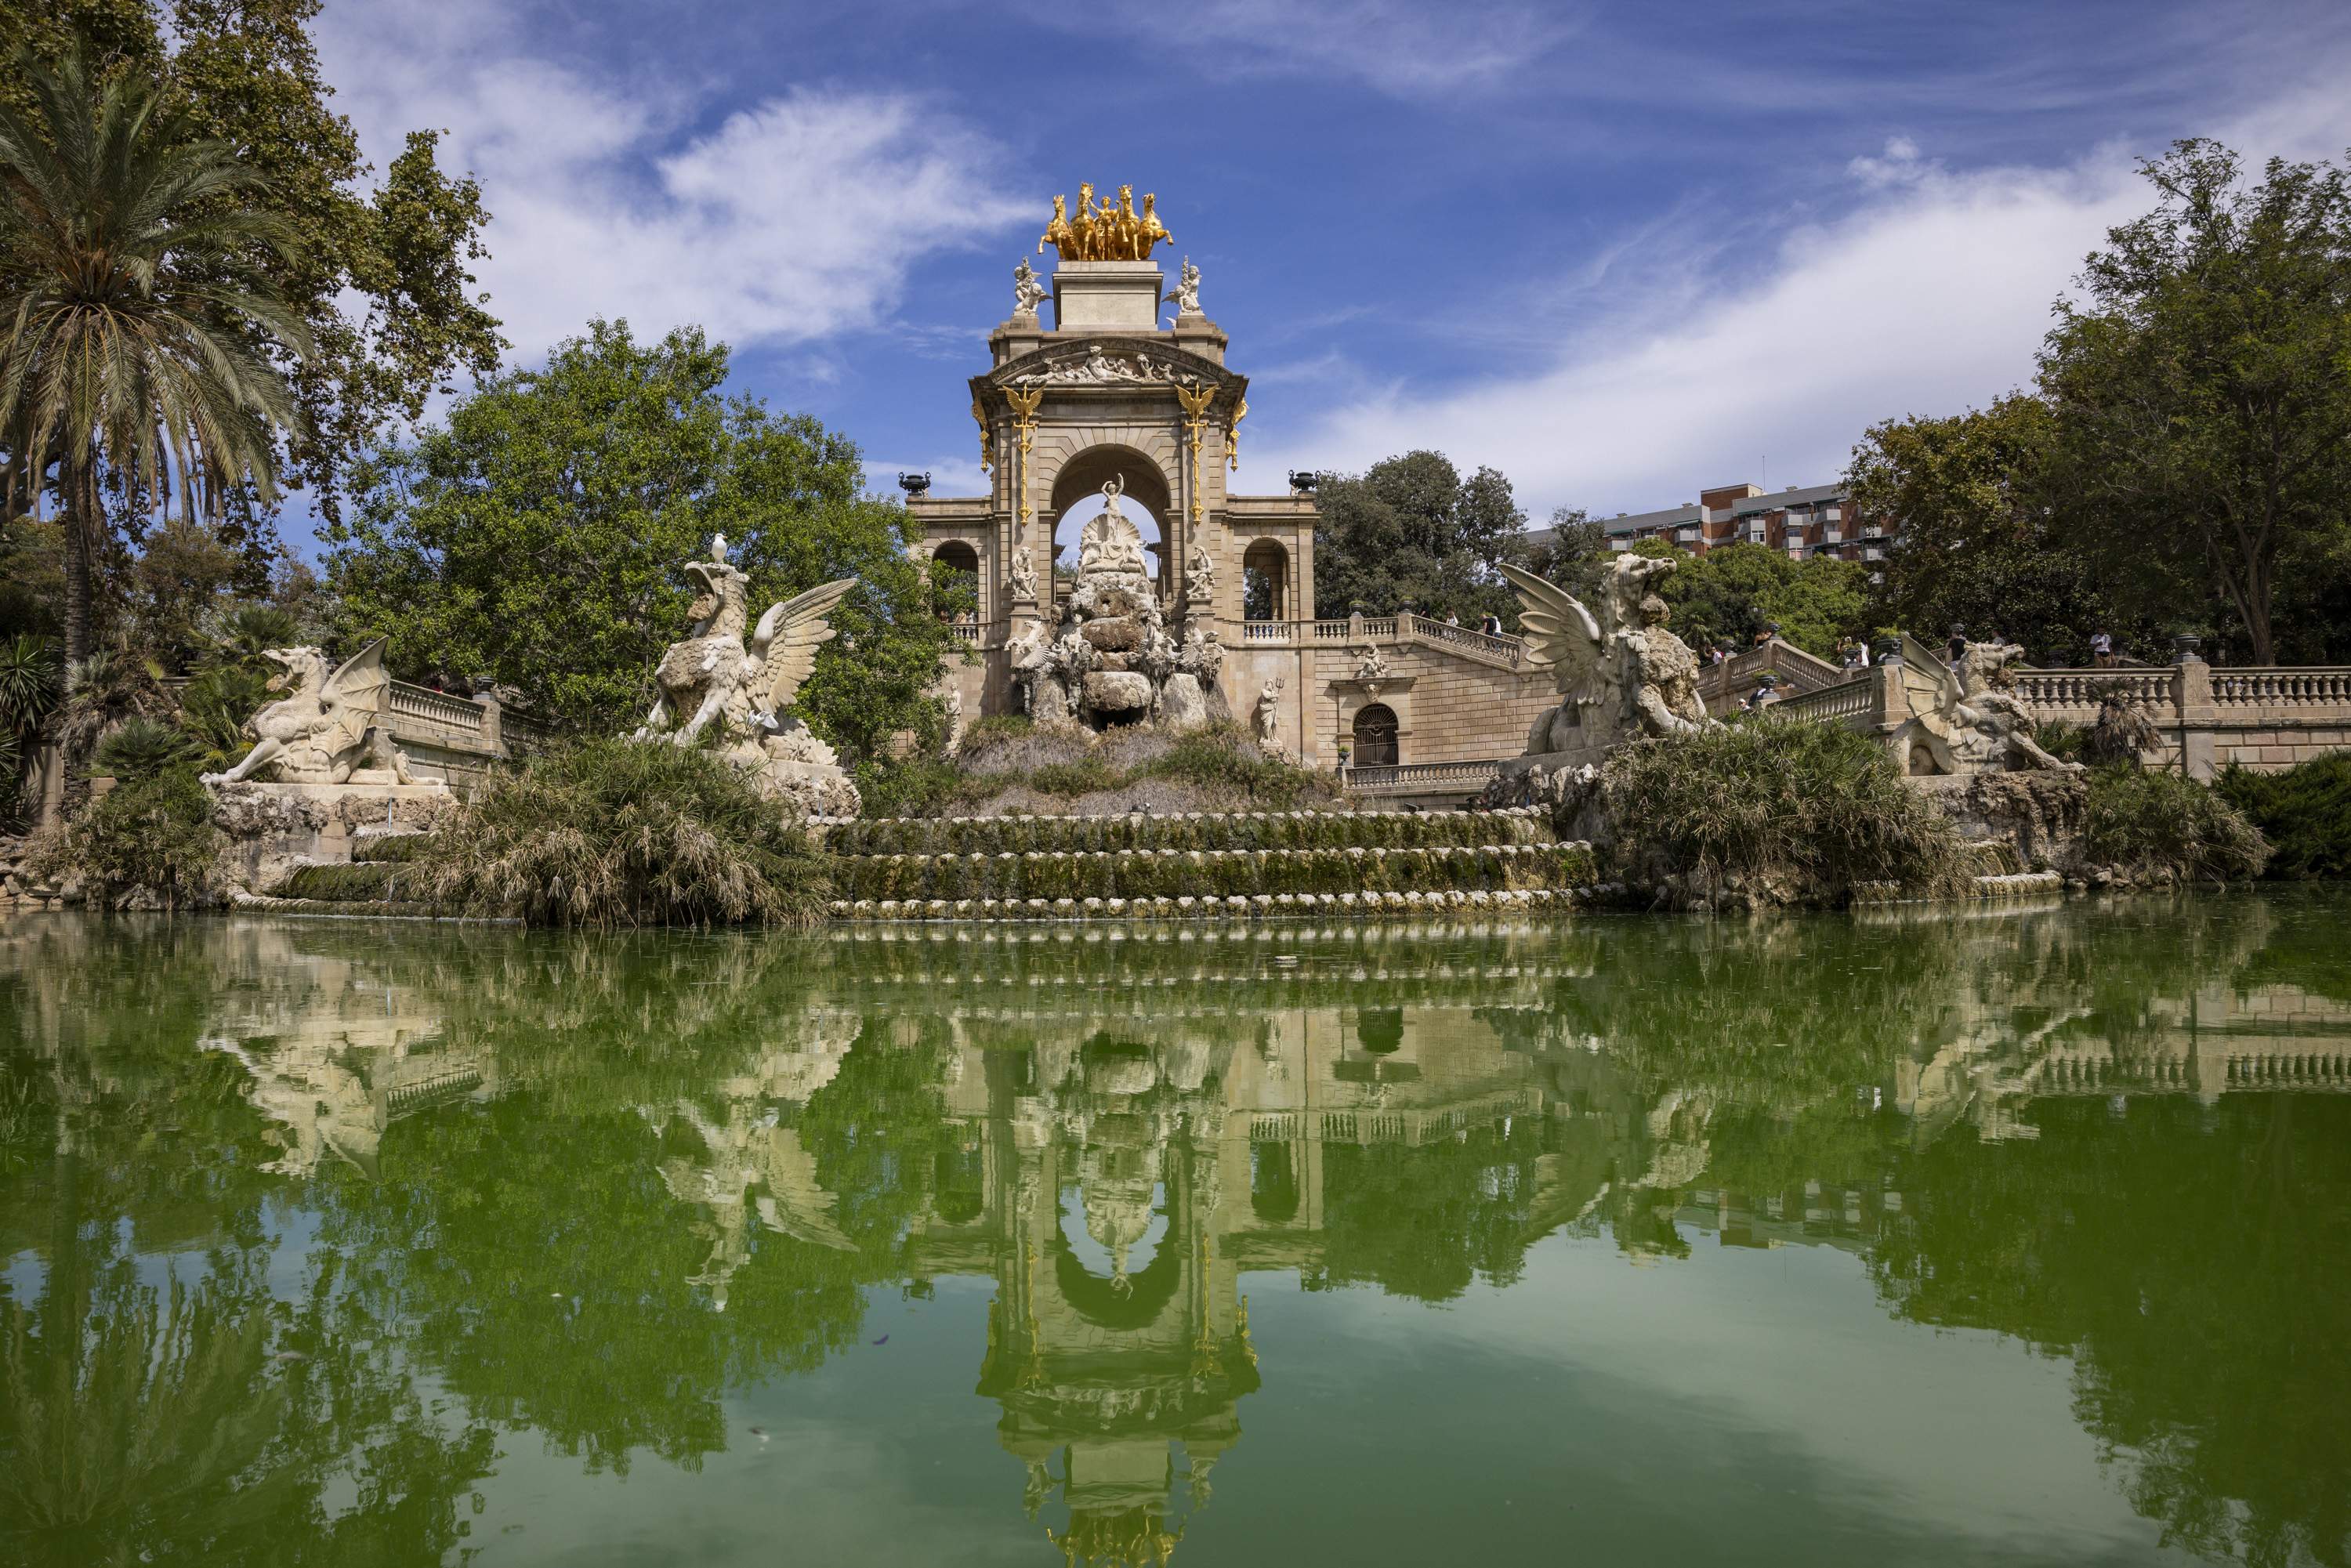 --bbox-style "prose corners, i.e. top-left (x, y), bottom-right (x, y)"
top-left (1352, 702), bottom-right (1400, 767)
top-left (1242, 538), bottom-right (1289, 621)
top-left (929, 540), bottom-right (980, 622)
top-left (1048, 443), bottom-right (1171, 592)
